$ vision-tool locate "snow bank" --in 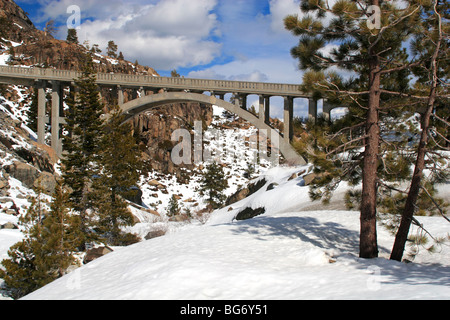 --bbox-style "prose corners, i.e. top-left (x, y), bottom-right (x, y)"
top-left (21, 209), bottom-right (450, 300)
